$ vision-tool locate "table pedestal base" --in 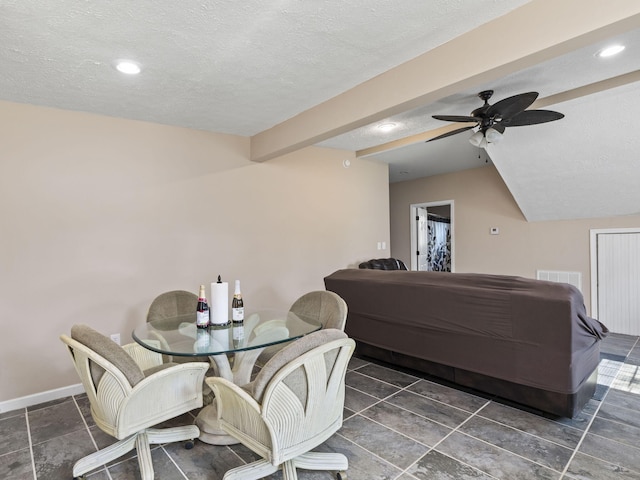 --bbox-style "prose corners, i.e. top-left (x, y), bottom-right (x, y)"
top-left (195, 404), bottom-right (239, 445)
top-left (195, 348), bottom-right (265, 444)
